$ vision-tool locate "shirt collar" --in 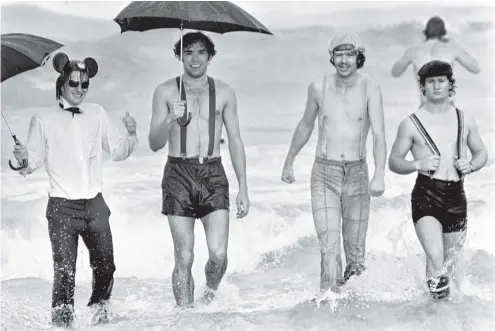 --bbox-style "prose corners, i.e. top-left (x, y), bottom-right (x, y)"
top-left (58, 98), bottom-right (85, 114)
